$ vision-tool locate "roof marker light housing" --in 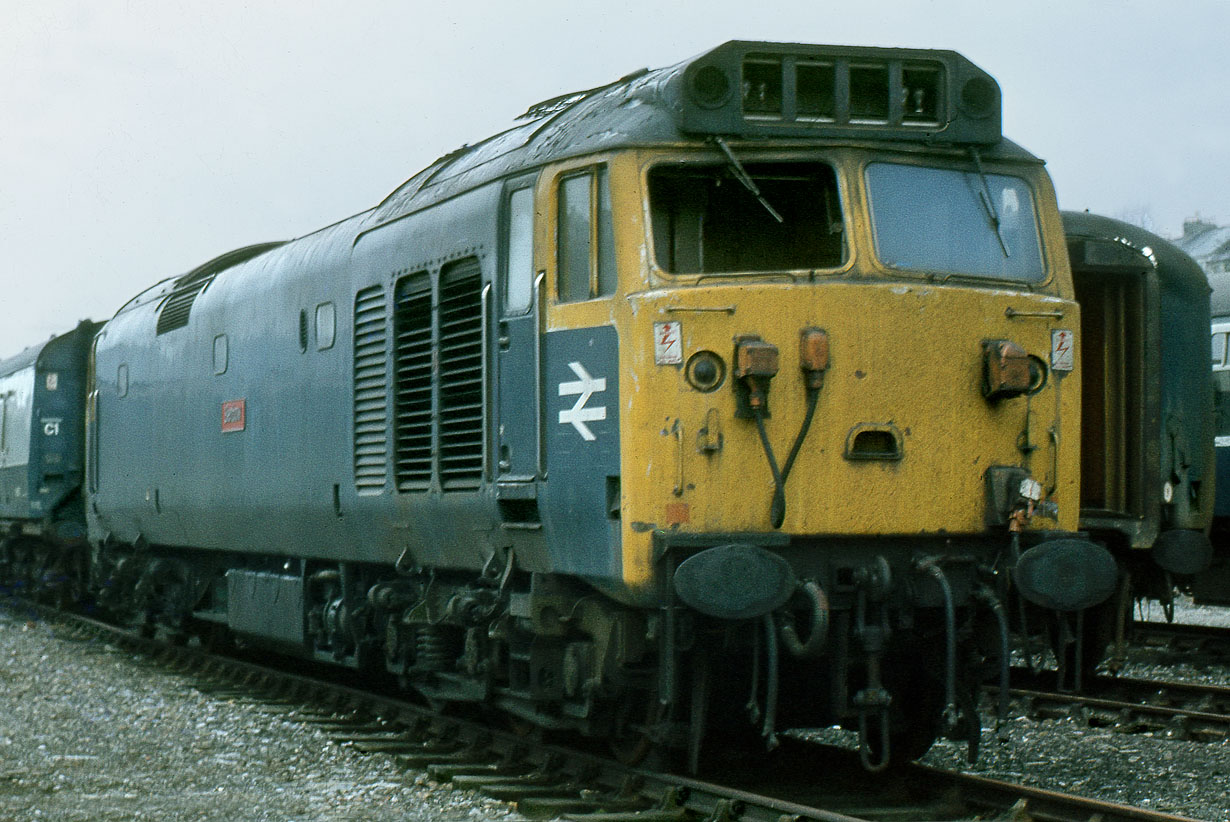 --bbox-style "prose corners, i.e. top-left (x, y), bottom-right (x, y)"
top-left (676, 41), bottom-right (1001, 145)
